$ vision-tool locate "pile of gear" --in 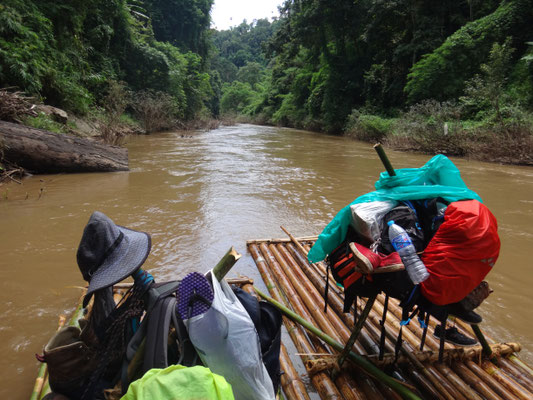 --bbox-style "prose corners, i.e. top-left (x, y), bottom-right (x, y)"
top-left (38, 212), bottom-right (282, 400)
top-left (309, 155), bottom-right (500, 358)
